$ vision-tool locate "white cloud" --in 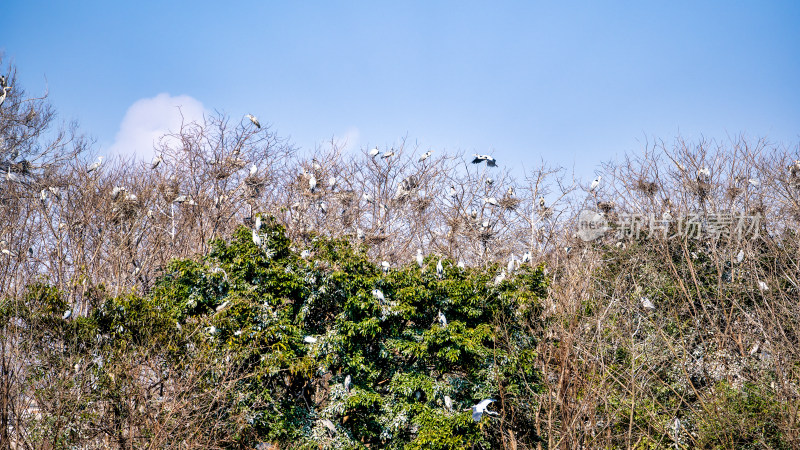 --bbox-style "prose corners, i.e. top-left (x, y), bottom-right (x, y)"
top-left (108, 93), bottom-right (206, 160)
